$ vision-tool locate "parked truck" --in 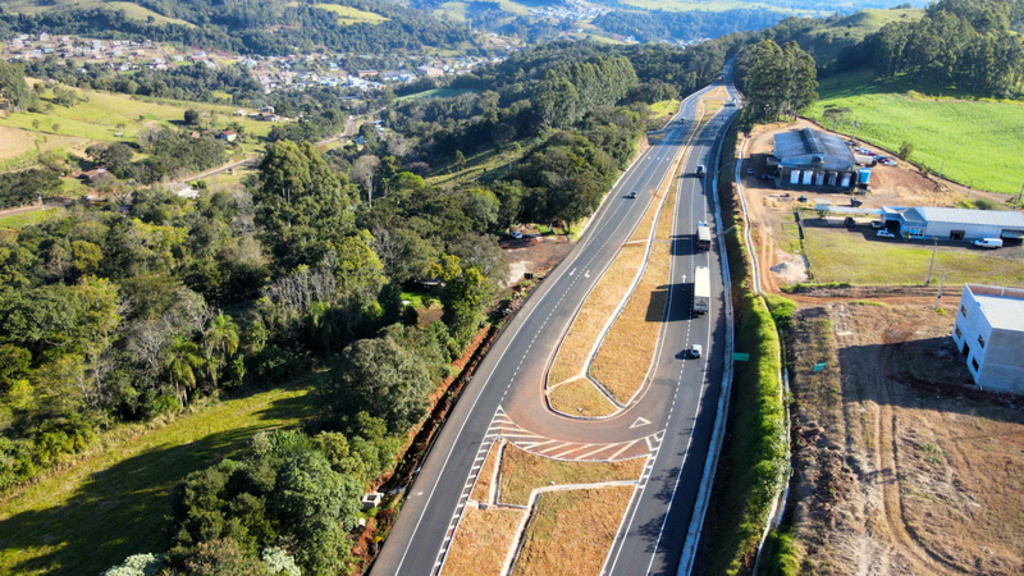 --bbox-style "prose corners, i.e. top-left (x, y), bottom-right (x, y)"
top-left (693, 266), bottom-right (710, 315)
